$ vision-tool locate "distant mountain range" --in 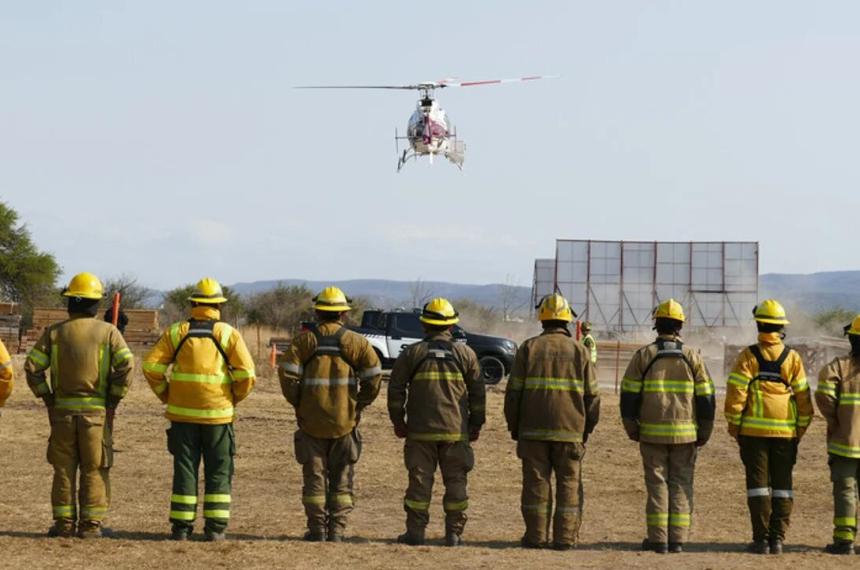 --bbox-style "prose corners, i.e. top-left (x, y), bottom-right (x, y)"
top-left (143, 272), bottom-right (860, 315)
top-left (228, 278), bottom-right (533, 312)
top-left (760, 271), bottom-right (860, 313)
